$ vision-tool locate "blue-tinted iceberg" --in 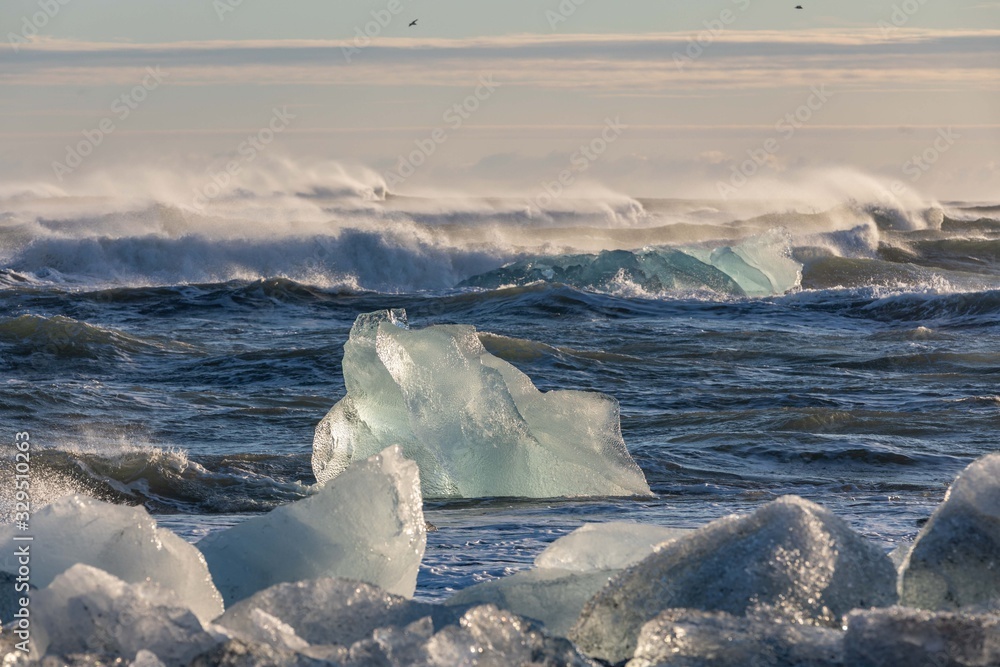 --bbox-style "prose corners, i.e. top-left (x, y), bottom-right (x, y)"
top-left (199, 445), bottom-right (426, 606)
top-left (459, 230), bottom-right (801, 297)
top-left (900, 452), bottom-right (1000, 611)
top-left (312, 310), bottom-right (651, 498)
top-left (0, 494), bottom-right (223, 623)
